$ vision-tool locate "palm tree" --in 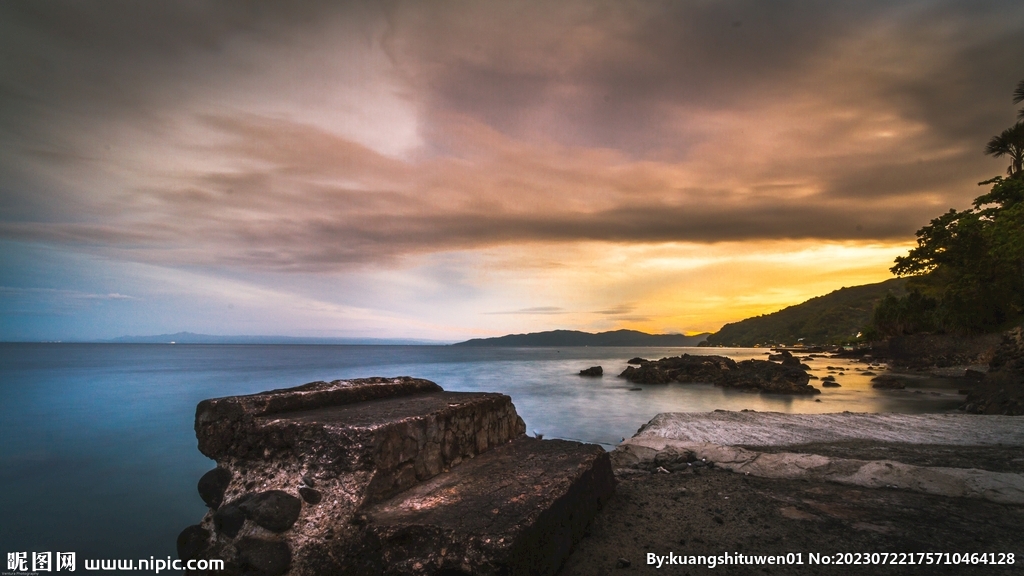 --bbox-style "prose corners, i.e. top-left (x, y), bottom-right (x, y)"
top-left (985, 121), bottom-right (1024, 179)
top-left (1016, 79), bottom-right (1024, 120)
